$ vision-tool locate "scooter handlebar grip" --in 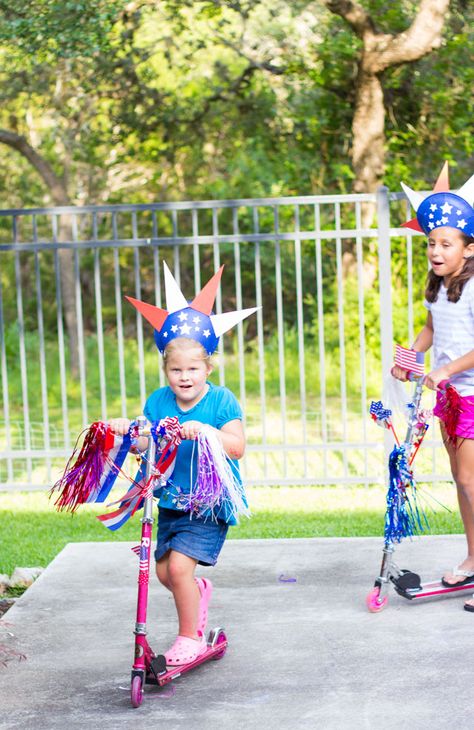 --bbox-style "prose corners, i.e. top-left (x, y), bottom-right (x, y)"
top-left (390, 366), bottom-right (423, 383)
top-left (407, 371), bottom-right (424, 382)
